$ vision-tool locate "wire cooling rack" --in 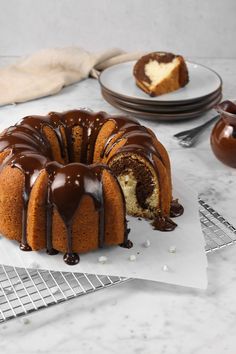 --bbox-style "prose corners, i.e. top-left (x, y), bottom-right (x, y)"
top-left (0, 199), bottom-right (235, 324)
top-left (199, 199), bottom-right (236, 253)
